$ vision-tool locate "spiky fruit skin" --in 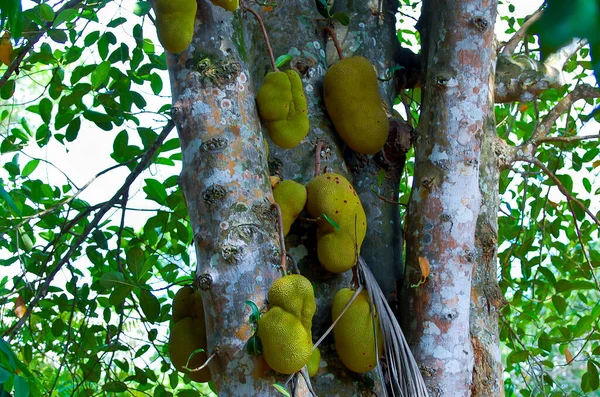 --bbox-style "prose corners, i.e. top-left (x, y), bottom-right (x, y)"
top-left (273, 180), bottom-right (307, 236)
top-left (168, 286), bottom-right (210, 382)
top-left (210, 0), bottom-right (239, 11)
top-left (258, 275), bottom-right (316, 374)
top-left (155, 0), bottom-right (197, 53)
top-left (323, 56), bottom-right (389, 154)
top-left (307, 347), bottom-right (321, 377)
top-left (257, 70), bottom-right (309, 149)
top-left (258, 307), bottom-right (313, 374)
top-left (332, 289), bottom-right (383, 373)
top-left (306, 173), bottom-right (367, 273)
